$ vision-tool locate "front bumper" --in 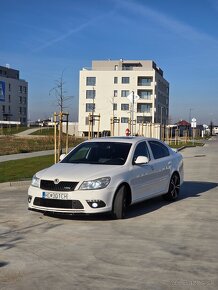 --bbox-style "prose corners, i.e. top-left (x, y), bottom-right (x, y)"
top-left (28, 185), bottom-right (115, 214)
